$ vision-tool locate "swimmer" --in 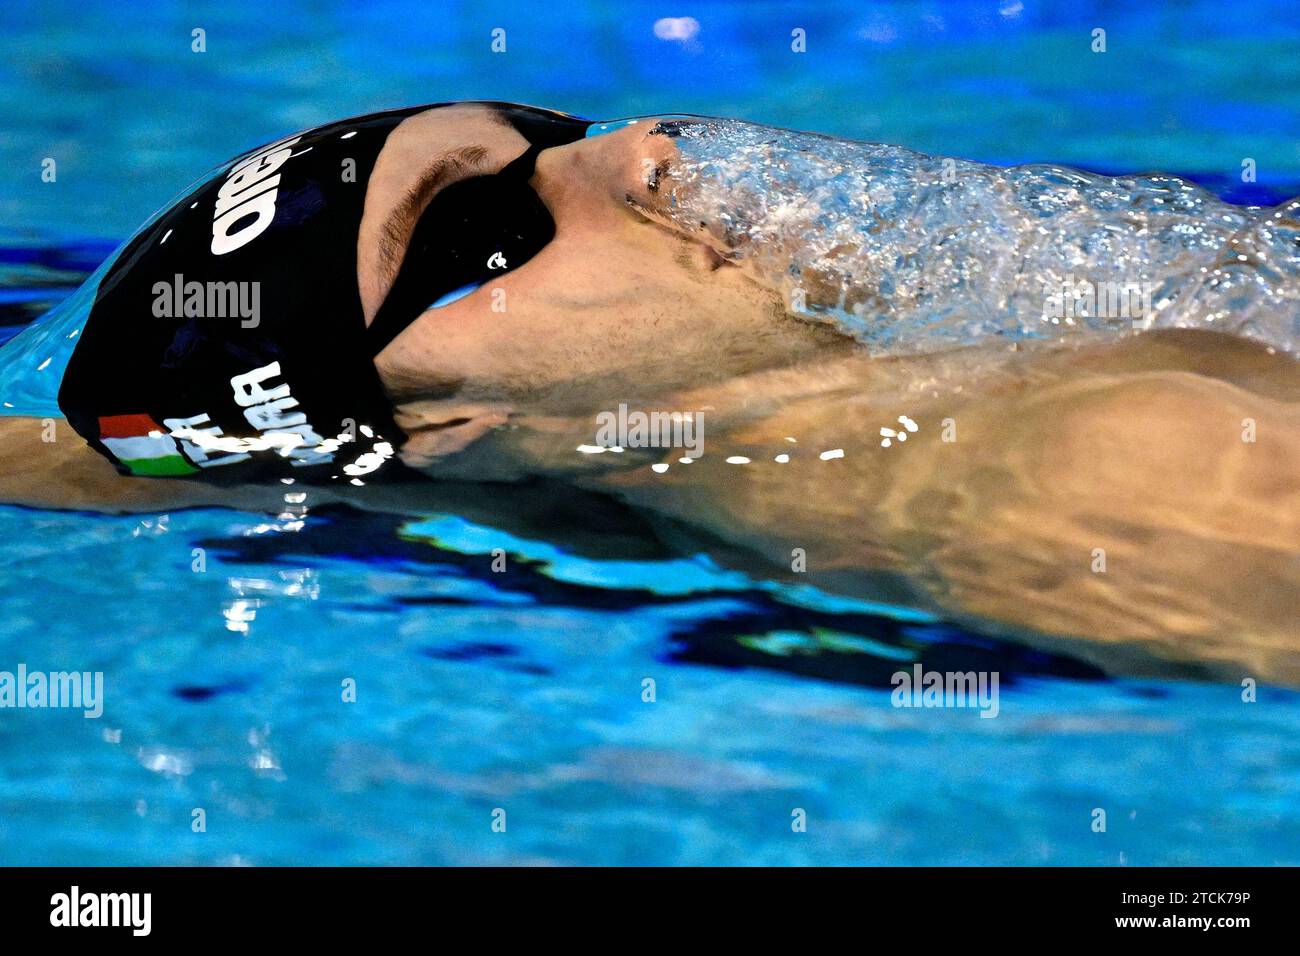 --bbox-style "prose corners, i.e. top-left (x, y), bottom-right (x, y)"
top-left (1, 101), bottom-right (1297, 683)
